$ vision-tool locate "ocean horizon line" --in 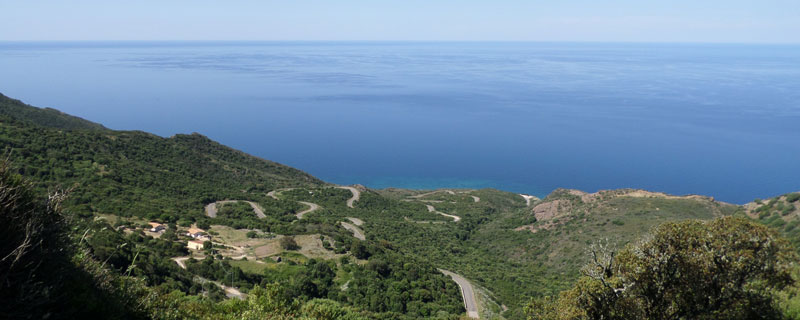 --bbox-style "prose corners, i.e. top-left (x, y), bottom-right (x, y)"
top-left (1, 40), bottom-right (799, 46)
